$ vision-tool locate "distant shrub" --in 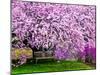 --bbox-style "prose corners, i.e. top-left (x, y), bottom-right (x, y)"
top-left (11, 48), bottom-right (32, 60)
top-left (85, 46), bottom-right (96, 64)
